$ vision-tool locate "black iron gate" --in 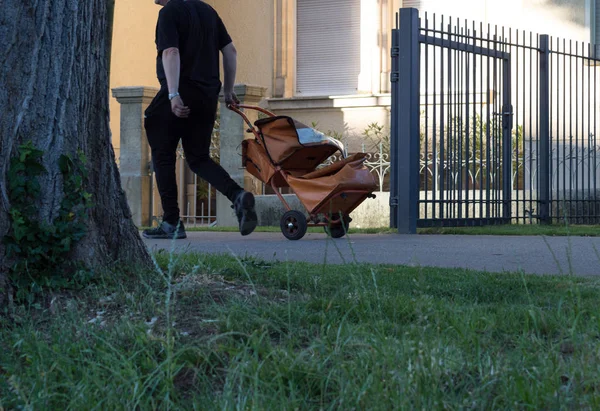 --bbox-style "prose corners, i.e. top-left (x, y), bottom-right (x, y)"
top-left (391, 7), bottom-right (600, 233)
